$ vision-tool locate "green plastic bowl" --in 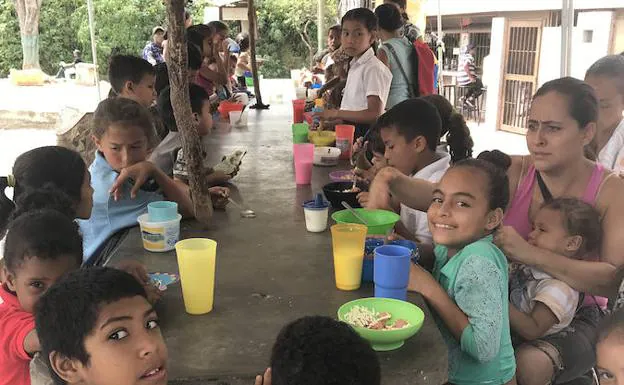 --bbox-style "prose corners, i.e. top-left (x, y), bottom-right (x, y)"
top-left (332, 209), bottom-right (401, 235)
top-left (338, 297), bottom-right (425, 351)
